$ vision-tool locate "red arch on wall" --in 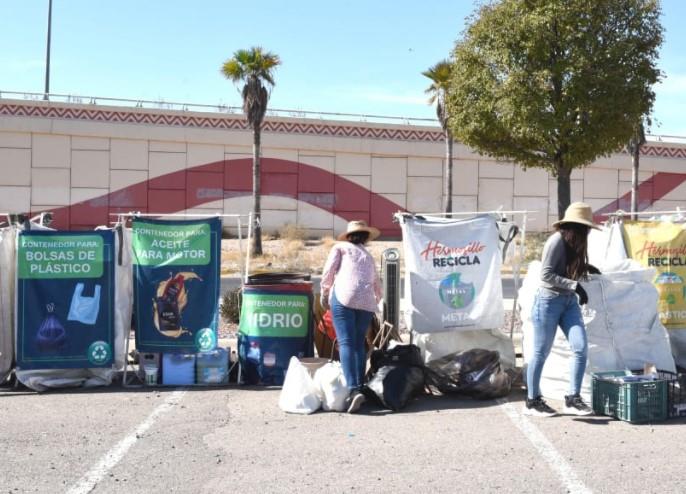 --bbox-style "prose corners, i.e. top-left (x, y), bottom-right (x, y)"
top-left (592, 172), bottom-right (686, 222)
top-left (43, 158), bottom-right (405, 236)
